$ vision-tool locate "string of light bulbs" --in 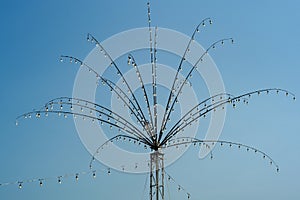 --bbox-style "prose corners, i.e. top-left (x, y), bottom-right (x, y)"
top-left (0, 166), bottom-right (192, 200)
top-left (0, 167), bottom-right (110, 189)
